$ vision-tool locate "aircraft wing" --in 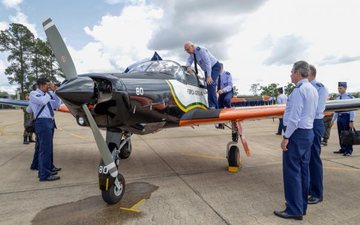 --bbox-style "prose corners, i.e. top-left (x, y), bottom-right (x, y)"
top-left (179, 99), bottom-right (360, 126)
top-left (0, 97), bottom-right (69, 112)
